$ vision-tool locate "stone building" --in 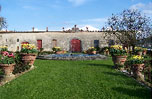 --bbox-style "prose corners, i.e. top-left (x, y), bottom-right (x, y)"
top-left (0, 27), bottom-right (116, 52)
